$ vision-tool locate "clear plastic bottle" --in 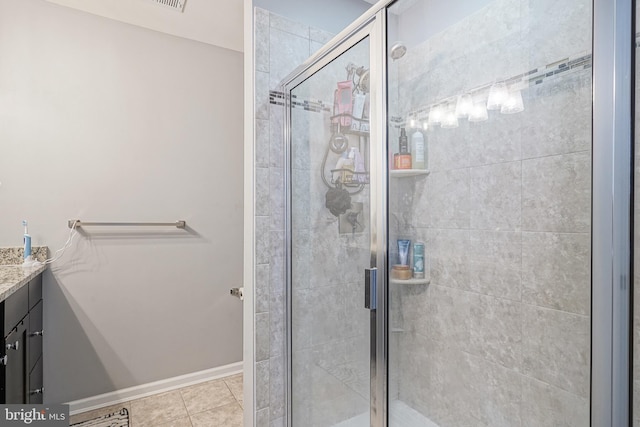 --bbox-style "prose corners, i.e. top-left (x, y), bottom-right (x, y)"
top-left (342, 147), bottom-right (356, 183)
top-left (411, 130), bottom-right (426, 170)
